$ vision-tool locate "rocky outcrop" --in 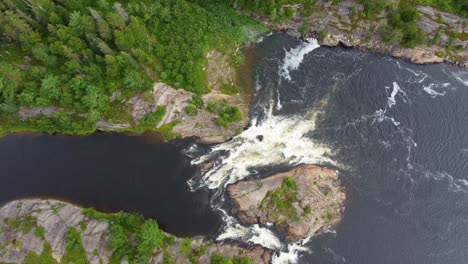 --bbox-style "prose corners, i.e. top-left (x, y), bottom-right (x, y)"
top-left (18, 107), bottom-right (60, 120)
top-left (0, 199), bottom-right (112, 264)
top-left (252, 0), bottom-right (468, 67)
top-left (96, 50), bottom-right (250, 144)
top-left (0, 199), bottom-right (271, 264)
top-left (227, 164), bottom-right (345, 241)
